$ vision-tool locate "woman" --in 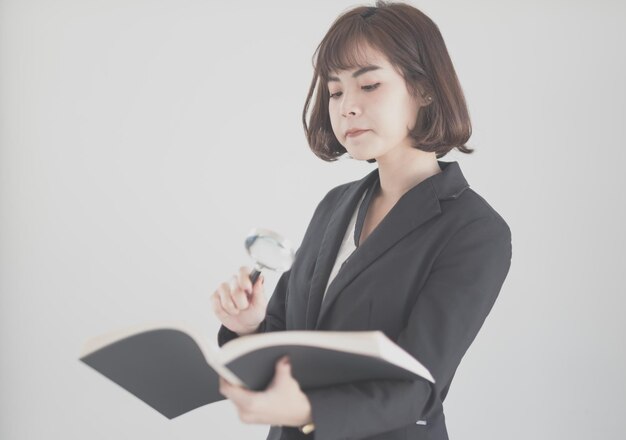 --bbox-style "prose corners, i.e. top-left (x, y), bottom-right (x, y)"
top-left (211, 2), bottom-right (512, 439)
